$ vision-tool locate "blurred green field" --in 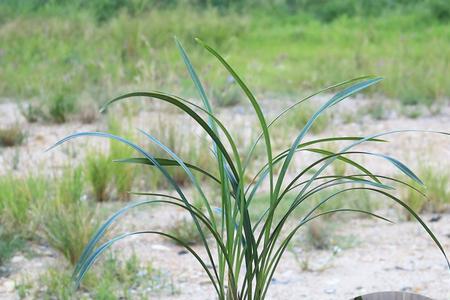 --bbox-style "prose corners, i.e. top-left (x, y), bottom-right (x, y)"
top-left (1, 2), bottom-right (450, 297)
top-left (0, 0), bottom-right (449, 119)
